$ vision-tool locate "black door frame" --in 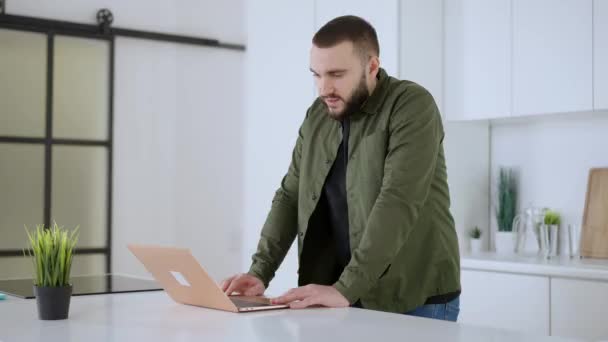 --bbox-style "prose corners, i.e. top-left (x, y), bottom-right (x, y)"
top-left (0, 10), bottom-right (245, 274)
